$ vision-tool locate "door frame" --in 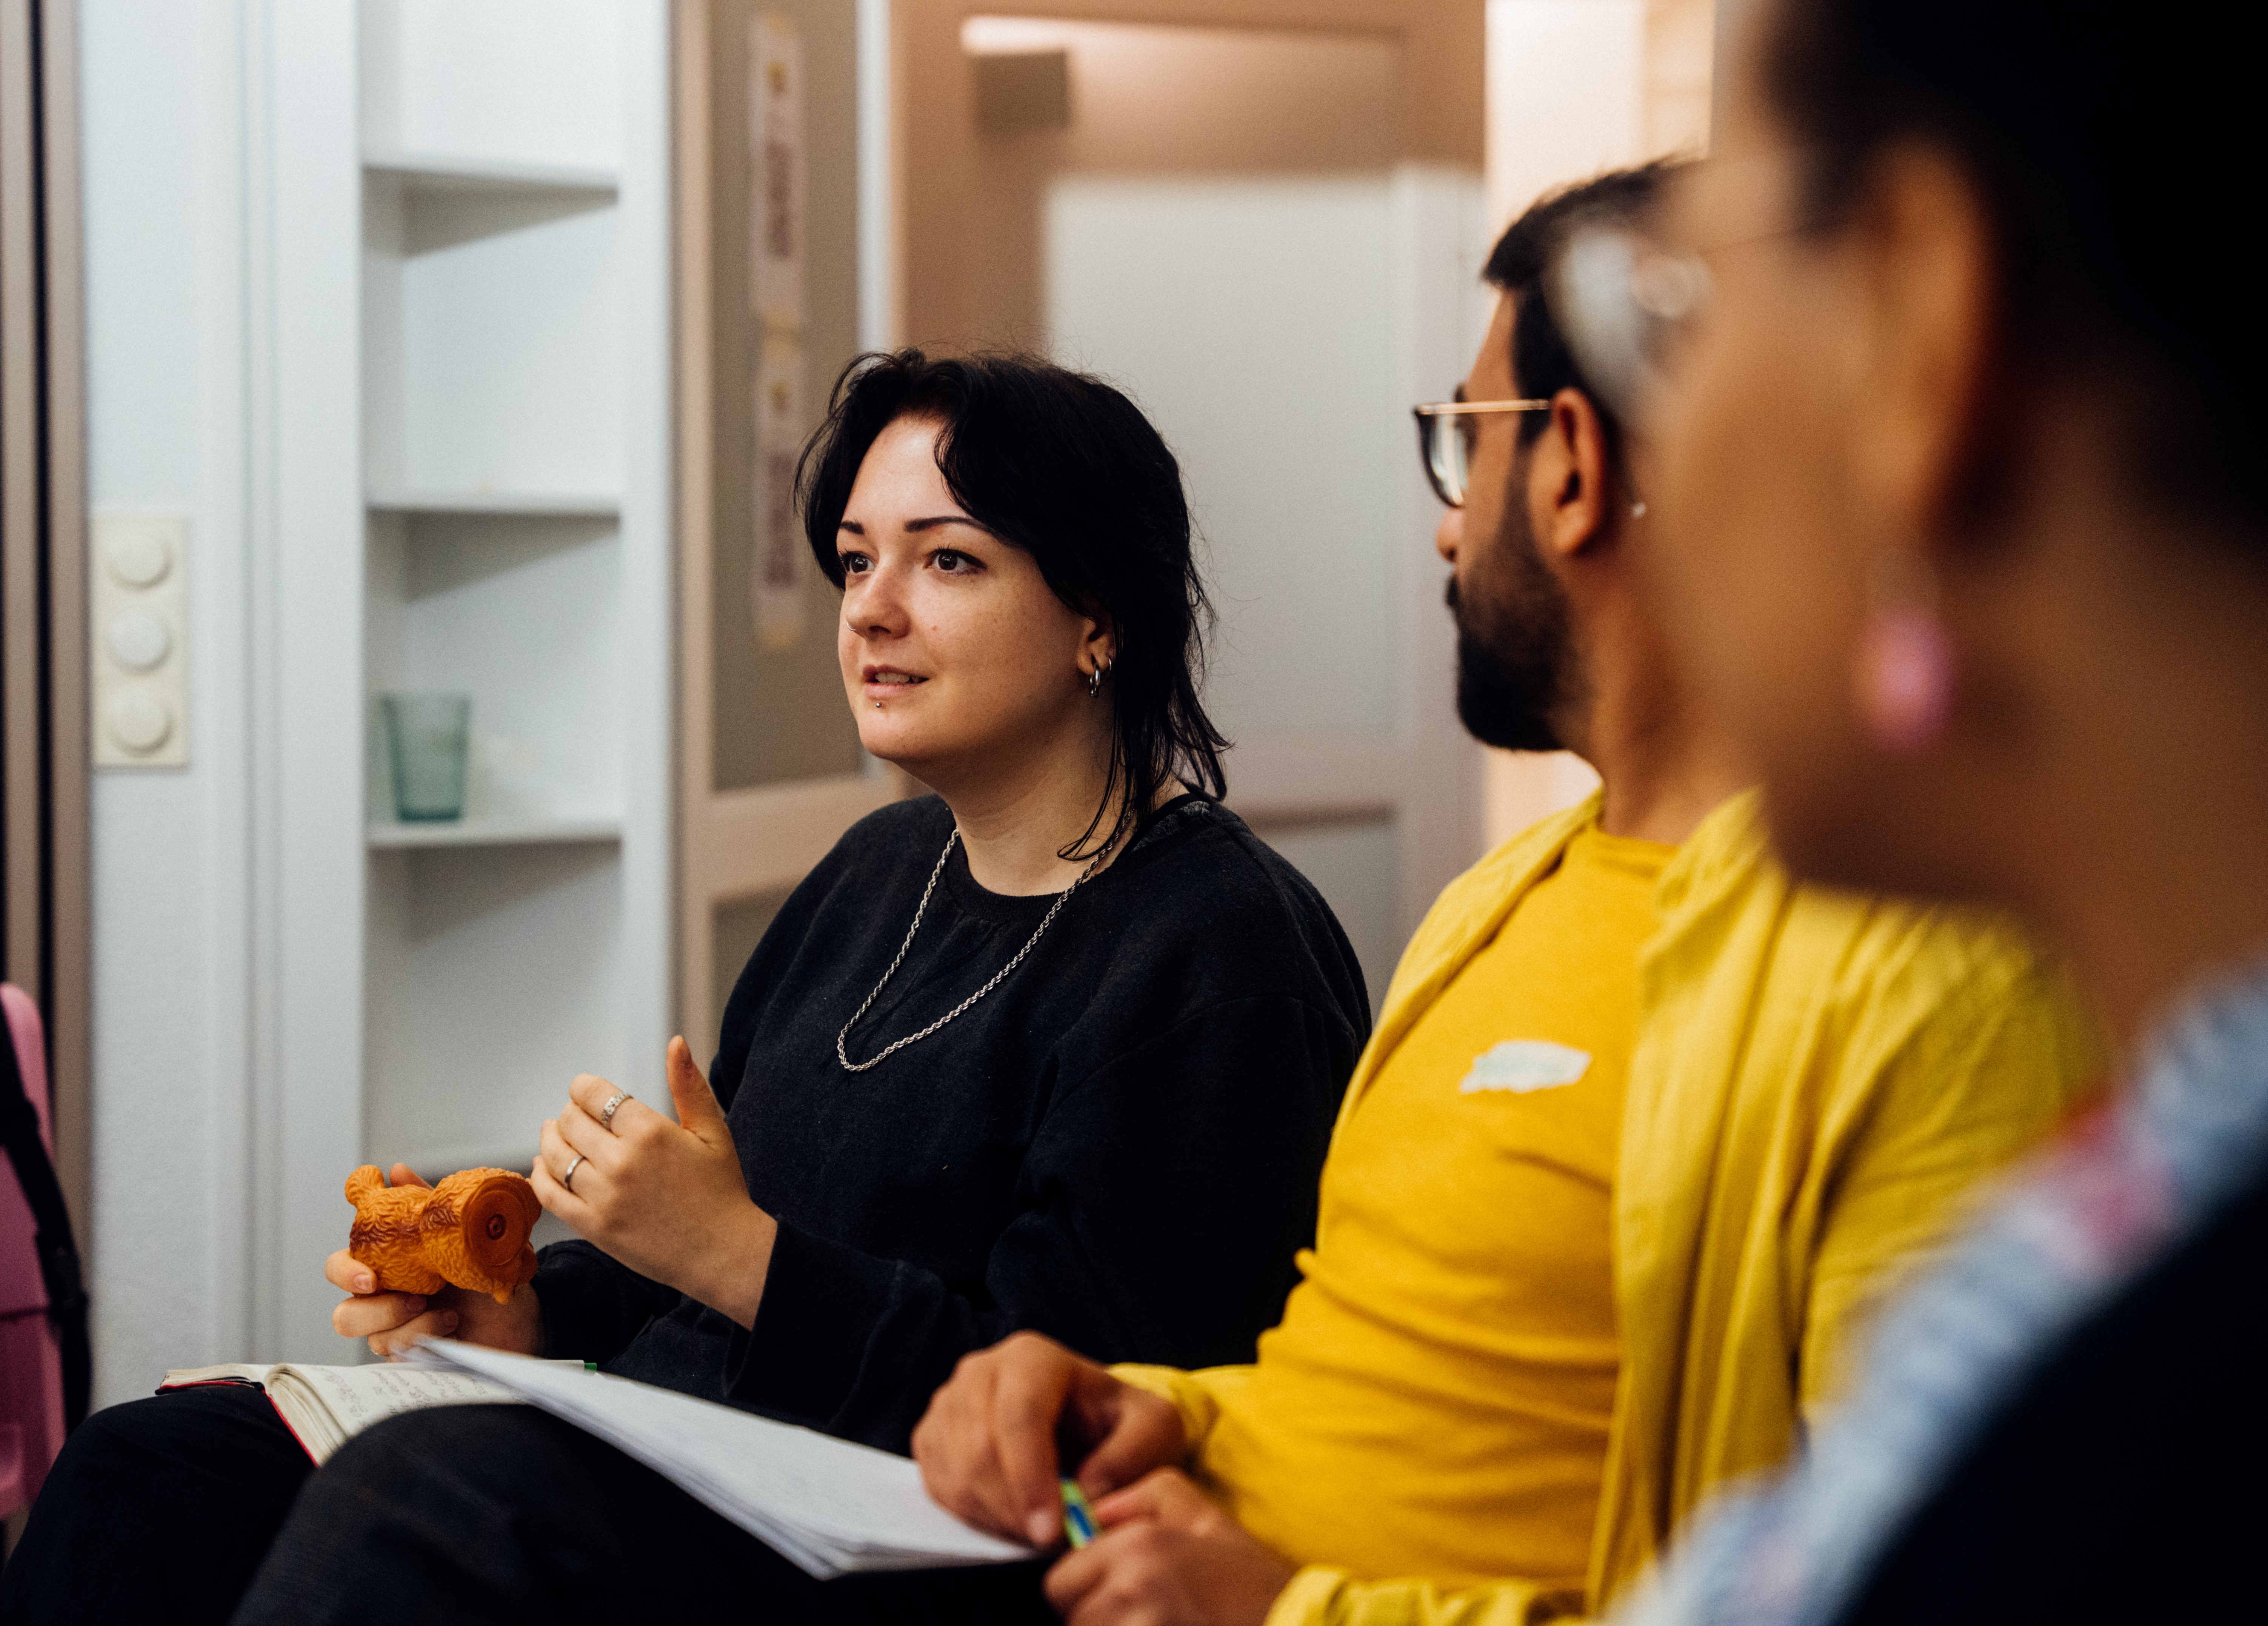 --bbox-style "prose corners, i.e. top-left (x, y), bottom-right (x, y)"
top-left (673, 2), bottom-right (897, 1059)
top-left (0, 0), bottom-right (91, 1237)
